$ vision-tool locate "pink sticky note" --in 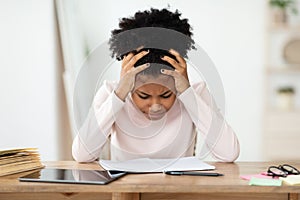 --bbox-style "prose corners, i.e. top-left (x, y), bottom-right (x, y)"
top-left (240, 172), bottom-right (278, 180)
